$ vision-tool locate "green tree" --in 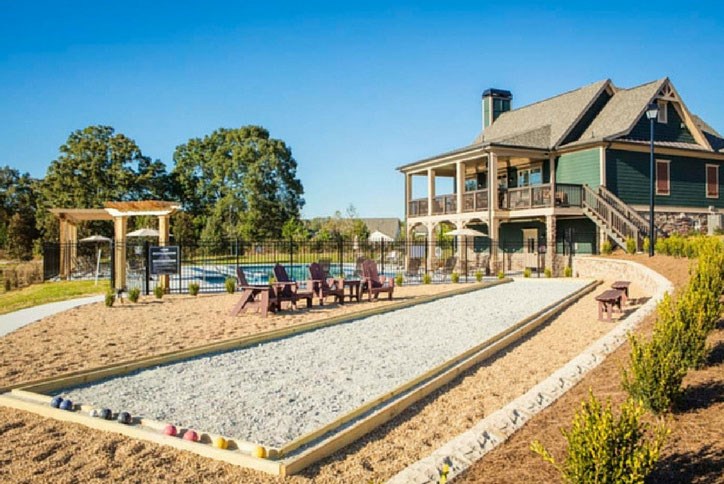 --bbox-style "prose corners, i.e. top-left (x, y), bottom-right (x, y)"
top-left (35, 126), bottom-right (169, 238)
top-left (7, 212), bottom-right (37, 260)
top-left (0, 166), bottom-right (39, 253)
top-left (172, 126), bottom-right (304, 240)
